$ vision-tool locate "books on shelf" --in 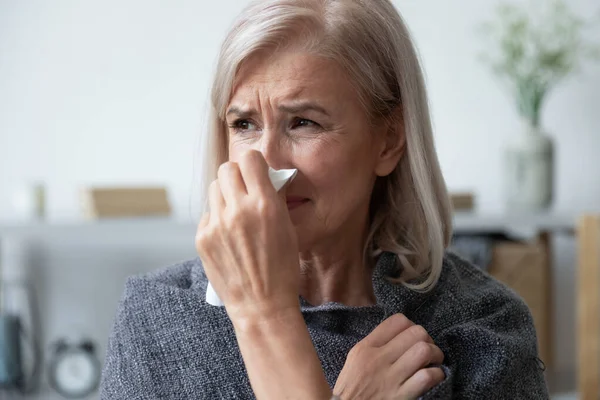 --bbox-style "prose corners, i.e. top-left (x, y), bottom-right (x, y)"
top-left (450, 192), bottom-right (475, 211)
top-left (81, 187), bottom-right (171, 219)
